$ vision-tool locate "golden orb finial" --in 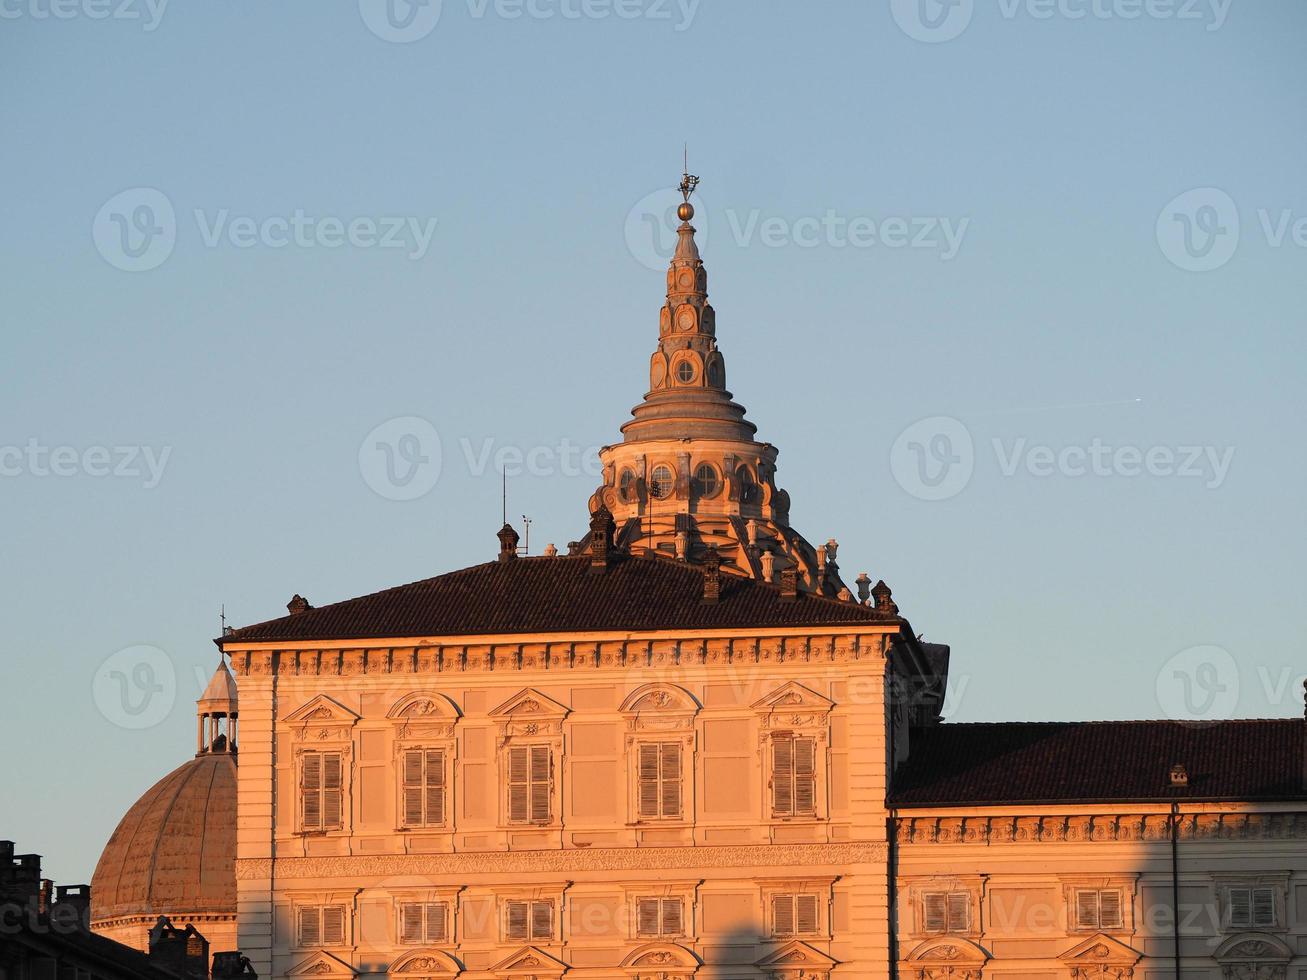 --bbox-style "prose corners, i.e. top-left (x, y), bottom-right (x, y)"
top-left (677, 201), bottom-right (695, 221)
